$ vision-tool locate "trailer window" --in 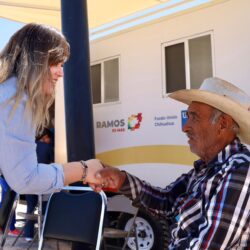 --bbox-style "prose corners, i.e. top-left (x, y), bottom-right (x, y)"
top-left (164, 43), bottom-right (186, 92)
top-left (91, 57), bottom-right (119, 104)
top-left (163, 33), bottom-right (213, 94)
top-left (104, 58), bottom-right (119, 103)
top-left (189, 35), bottom-right (213, 89)
top-left (91, 64), bottom-right (101, 104)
